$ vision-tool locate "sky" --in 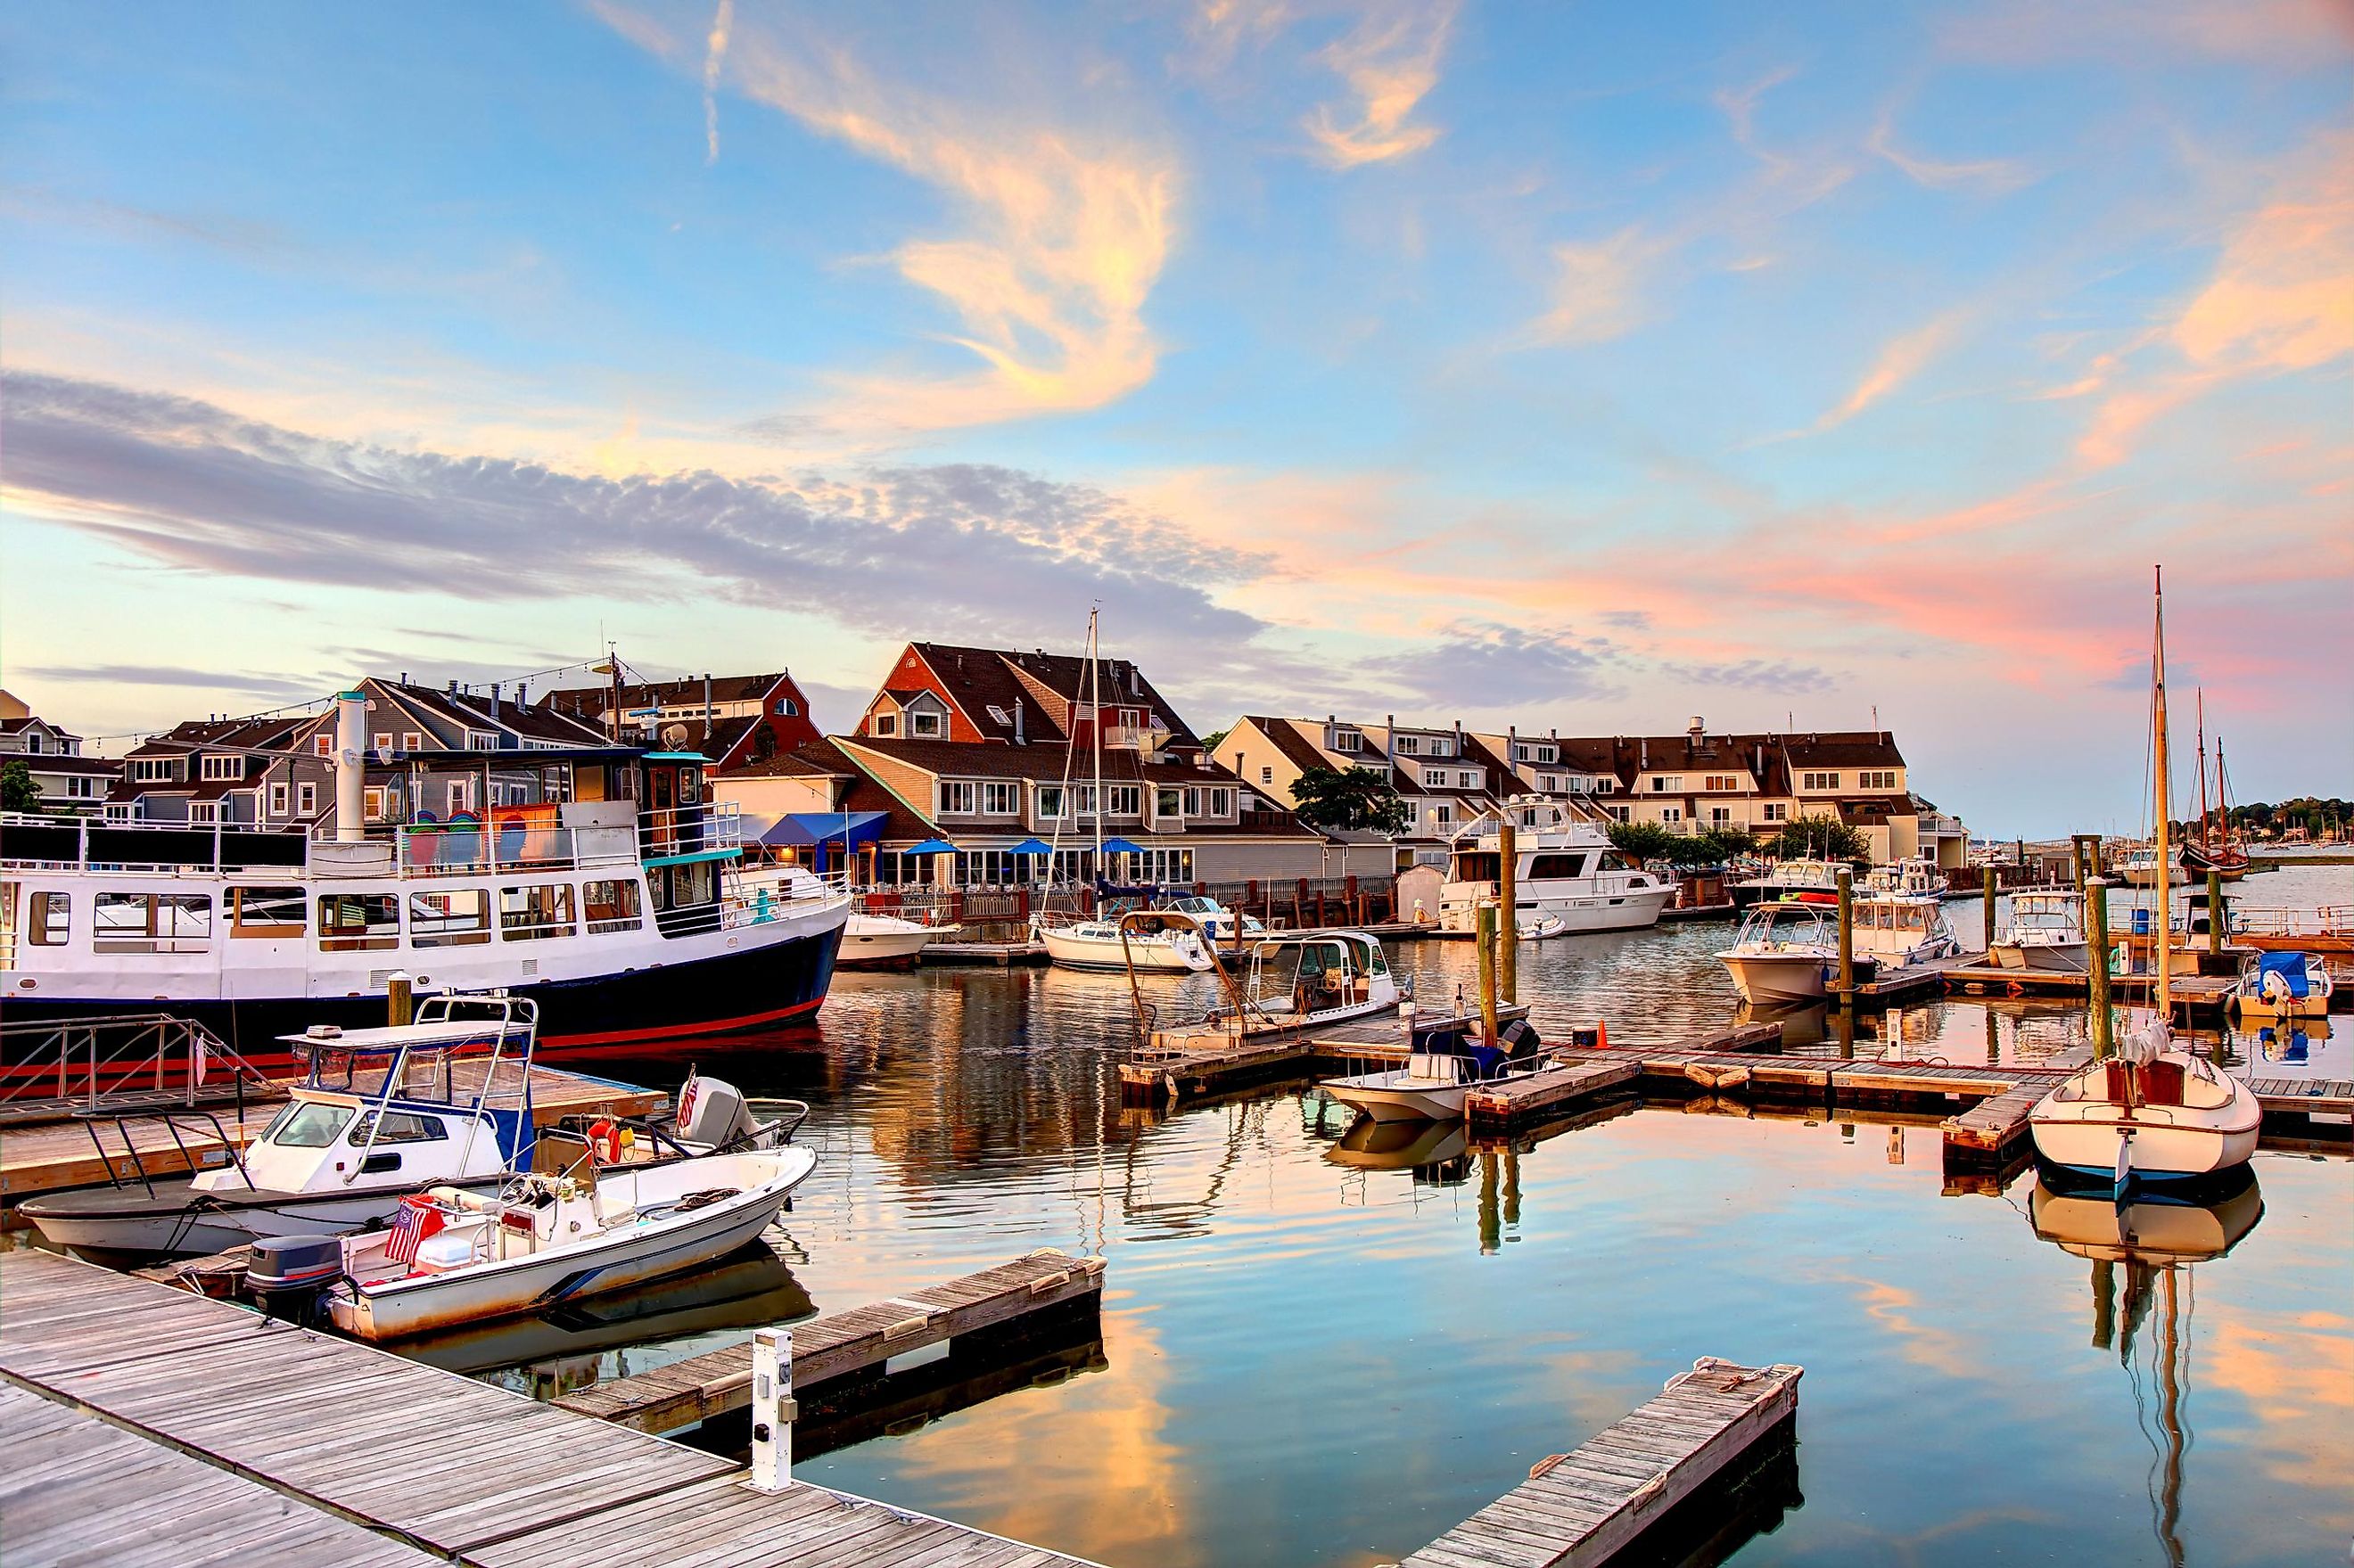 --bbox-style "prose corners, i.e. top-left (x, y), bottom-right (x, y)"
top-left (2, 1), bottom-right (2349, 836)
